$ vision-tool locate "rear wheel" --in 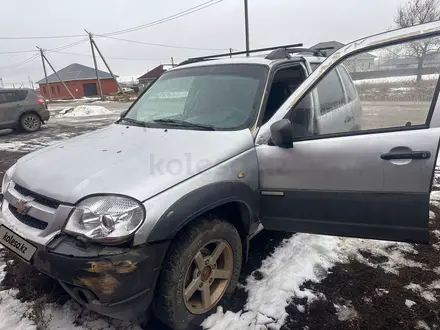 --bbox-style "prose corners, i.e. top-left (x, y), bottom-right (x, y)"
top-left (154, 218), bottom-right (242, 330)
top-left (20, 113), bottom-right (41, 132)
